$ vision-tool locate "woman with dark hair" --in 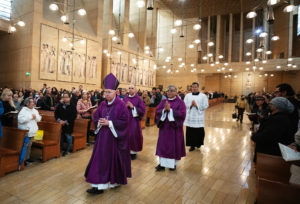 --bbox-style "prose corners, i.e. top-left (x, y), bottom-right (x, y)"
top-left (274, 83), bottom-right (300, 135)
